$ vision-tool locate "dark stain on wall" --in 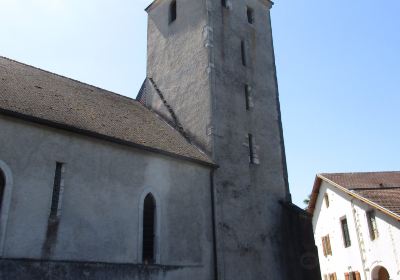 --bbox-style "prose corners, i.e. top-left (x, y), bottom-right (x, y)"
top-left (0, 259), bottom-right (184, 280)
top-left (281, 202), bottom-right (322, 280)
top-left (41, 219), bottom-right (60, 260)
